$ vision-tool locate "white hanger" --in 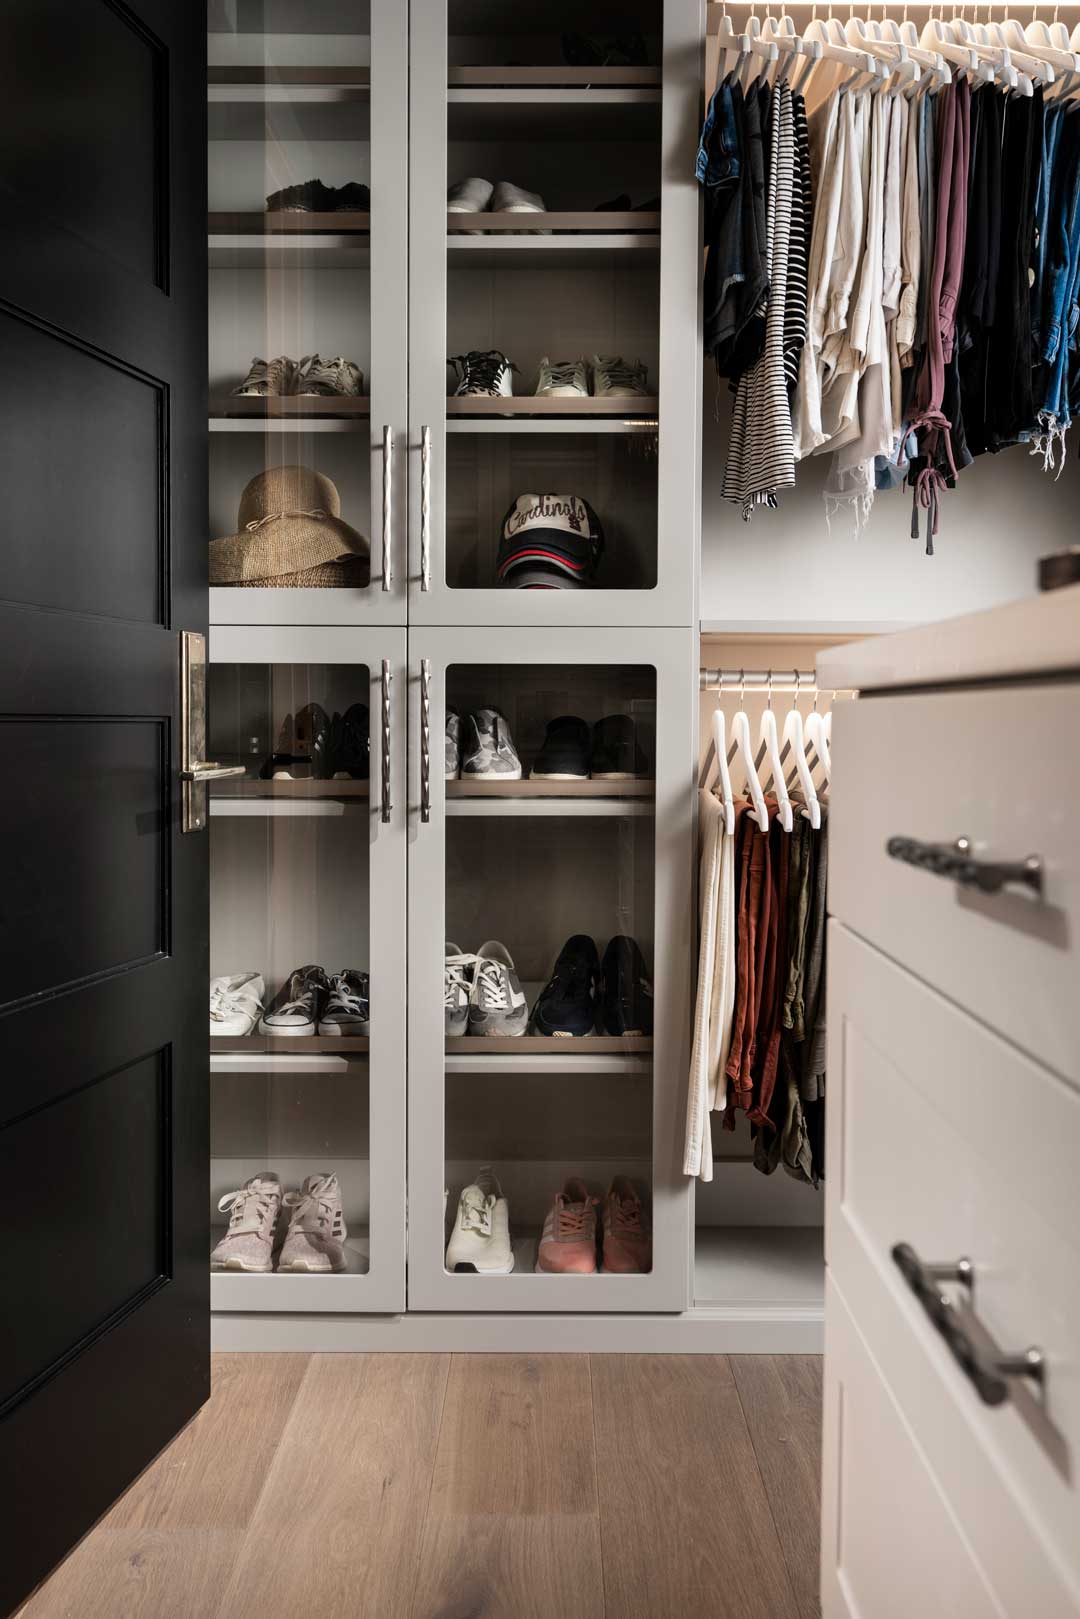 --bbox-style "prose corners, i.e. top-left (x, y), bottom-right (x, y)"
top-left (983, 19), bottom-right (1055, 85)
top-left (756, 679), bottom-right (794, 834)
top-left (843, 15), bottom-right (919, 90)
top-left (715, 13), bottom-right (779, 89)
top-left (711, 701), bottom-right (737, 837)
top-left (875, 15), bottom-right (951, 92)
top-left (919, 16), bottom-right (993, 84)
top-left (804, 703), bottom-right (832, 791)
top-left (760, 13), bottom-right (823, 84)
top-left (793, 17), bottom-right (878, 102)
top-left (958, 18), bottom-right (1039, 92)
top-left (726, 675), bottom-right (769, 834)
top-left (1021, 16), bottom-right (1080, 97)
top-left (781, 679), bottom-right (822, 830)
